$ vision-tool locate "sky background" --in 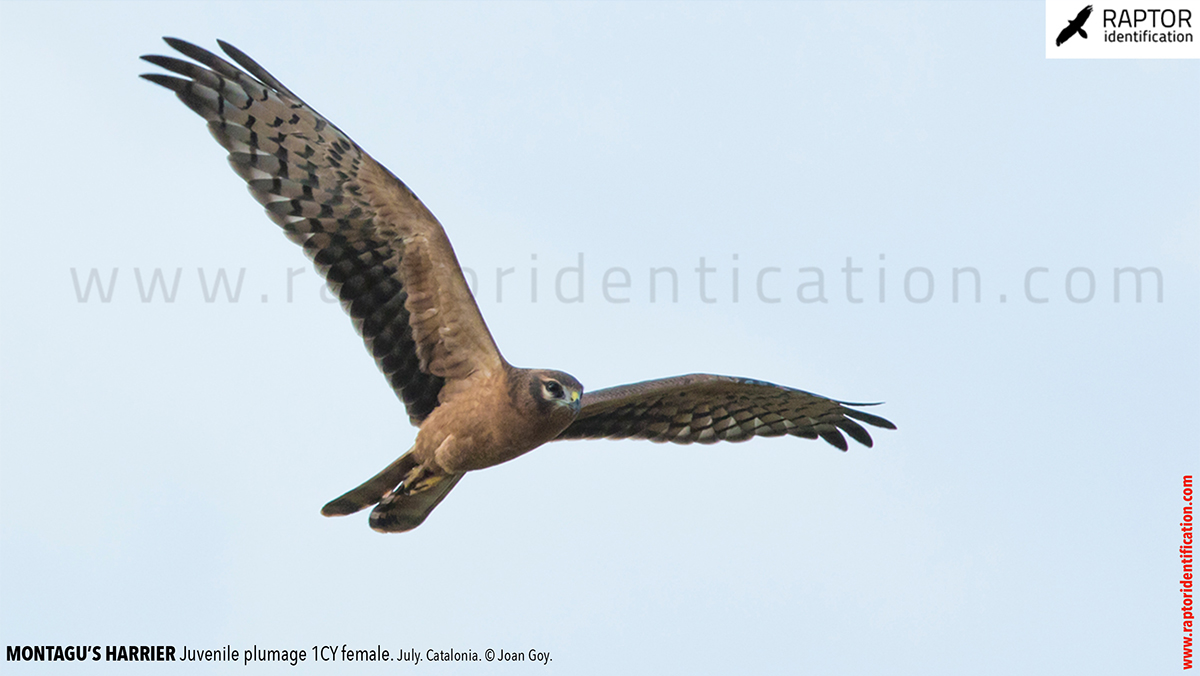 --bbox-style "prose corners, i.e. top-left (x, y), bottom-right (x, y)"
top-left (1, 2), bottom-right (1197, 674)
